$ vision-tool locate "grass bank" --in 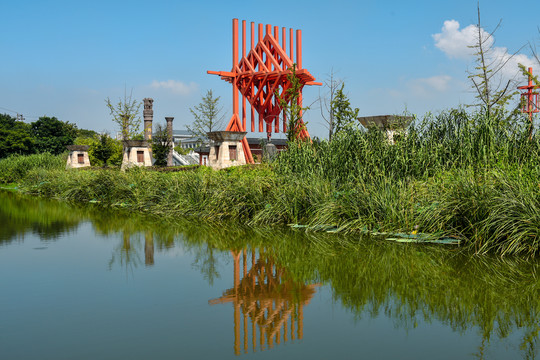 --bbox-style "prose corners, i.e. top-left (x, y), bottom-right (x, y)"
top-left (2, 109), bottom-right (540, 256)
